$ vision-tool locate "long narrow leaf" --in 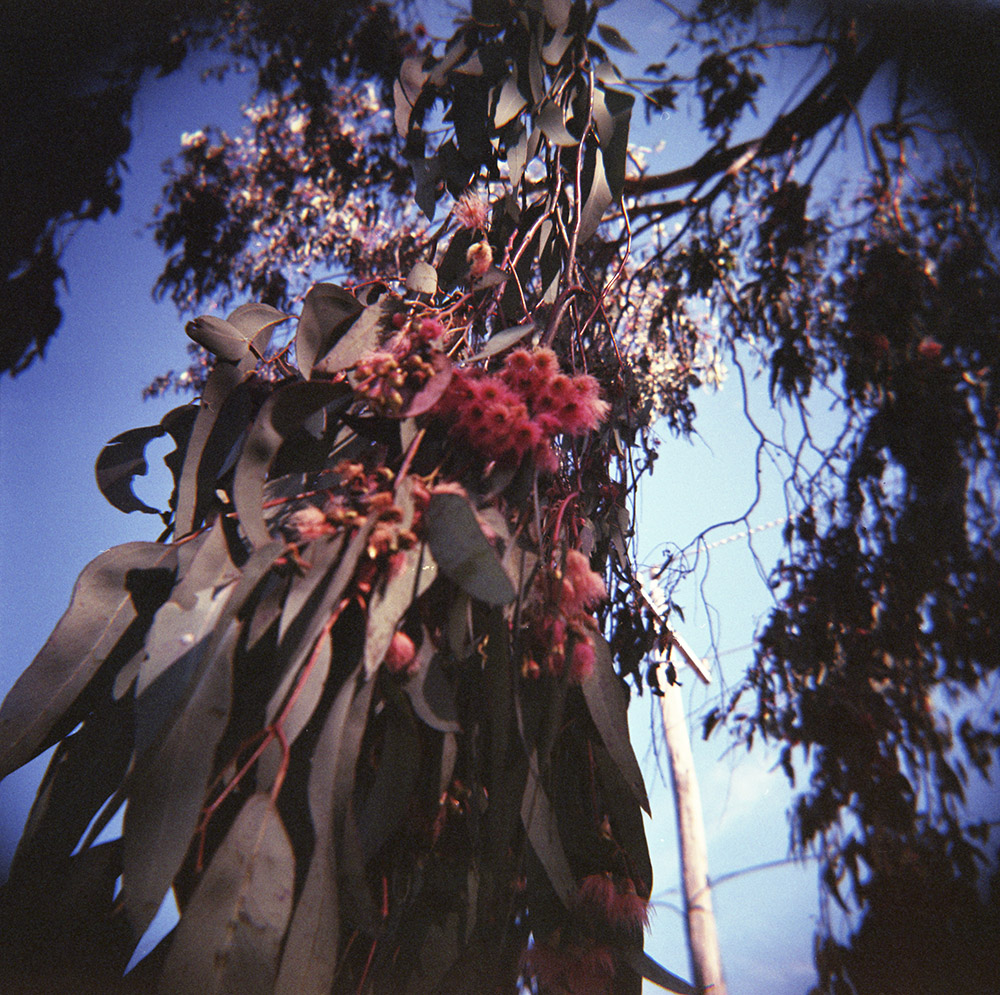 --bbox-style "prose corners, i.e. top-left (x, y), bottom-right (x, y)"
top-left (157, 793), bottom-right (295, 995)
top-left (0, 542), bottom-right (176, 779)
